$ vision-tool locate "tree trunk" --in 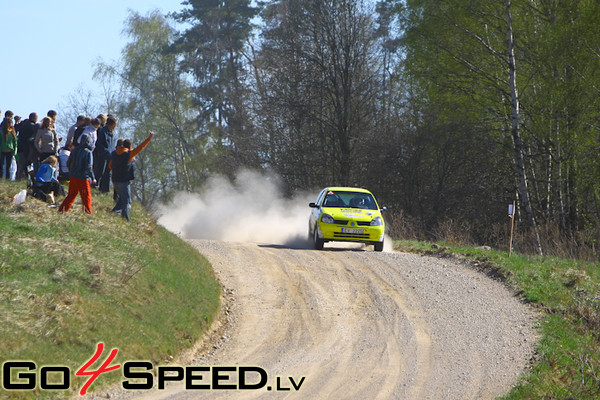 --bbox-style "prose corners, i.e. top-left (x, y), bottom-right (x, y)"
top-left (505, 0), bottom-right (543, 255)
